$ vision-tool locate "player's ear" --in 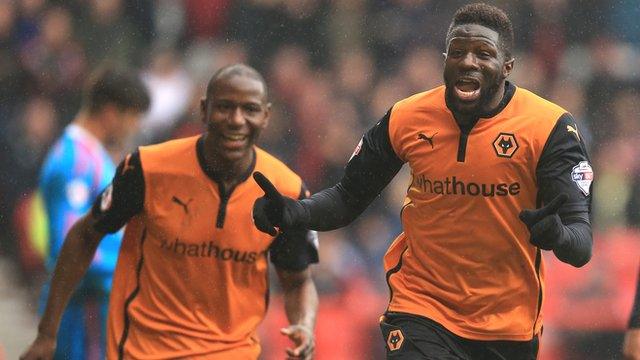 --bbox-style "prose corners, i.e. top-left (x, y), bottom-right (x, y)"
top-left (261, 102), bottom-right (272, 129)
top-left (503, 57), bottom-right (515, 78)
